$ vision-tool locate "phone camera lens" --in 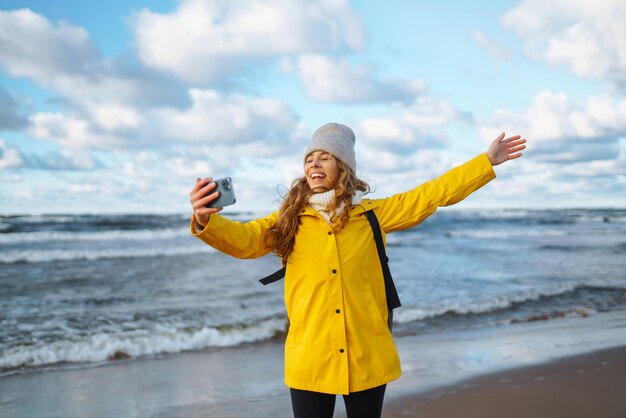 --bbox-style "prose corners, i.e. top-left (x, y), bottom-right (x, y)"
top-left (222, 180), bottom-right (230, 190)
